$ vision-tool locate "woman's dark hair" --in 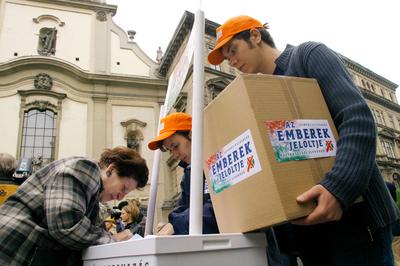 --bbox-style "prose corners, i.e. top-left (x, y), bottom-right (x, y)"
top-left (99, 146), bottom-right (149, 188)
top-left (158, 130), bottom-right (191, 152)
top-left (233, 27), bottom-right (276, 48)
